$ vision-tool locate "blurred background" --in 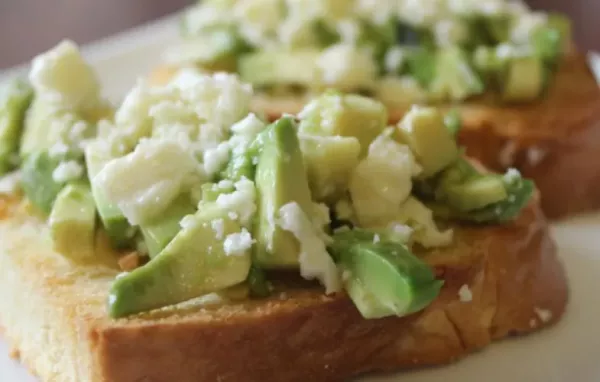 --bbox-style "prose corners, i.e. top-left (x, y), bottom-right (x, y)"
top-left (0, 0), bottom-right (598, 70)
